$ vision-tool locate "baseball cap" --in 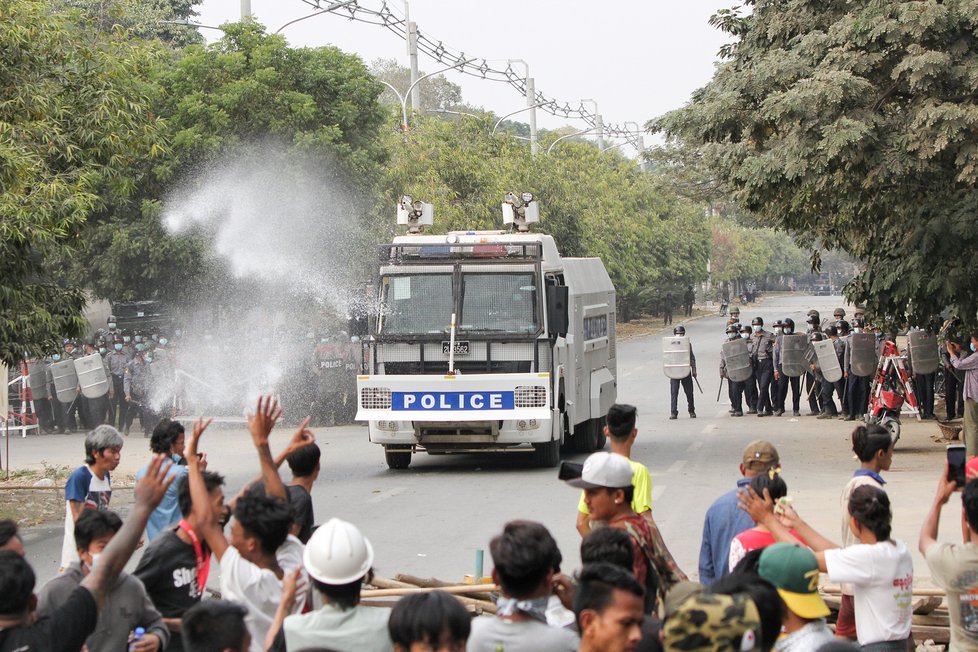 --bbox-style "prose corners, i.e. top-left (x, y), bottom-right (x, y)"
top-left (757, 543), bottom-right (830, 619)
top-left (564, 452), bottom-right (632, 490)
top-left (664, 581), bottom-right (704, 619)
top-left (742, 441), bottom-right (779, 472)
top-left (663, 592), bottom-right (761, 651)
